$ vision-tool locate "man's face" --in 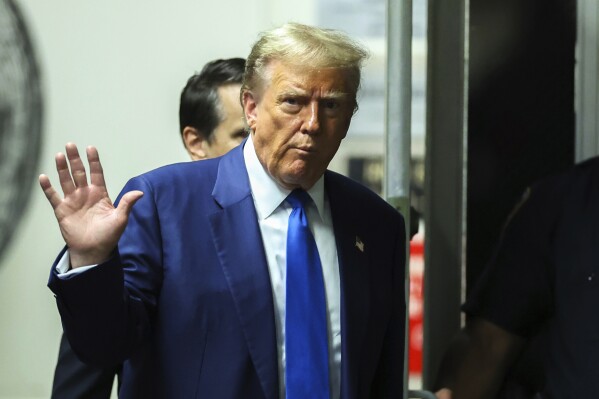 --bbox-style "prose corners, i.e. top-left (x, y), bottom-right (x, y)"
top-left (184, 83), bottom-right (247, 160)
top-left (206, 84), bottom-right (247, 158)
top-left (243, 61), bottom-right (355, 190)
